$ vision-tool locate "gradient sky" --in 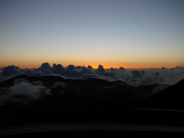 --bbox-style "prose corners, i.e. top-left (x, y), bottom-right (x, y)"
top-left (0, 0), bottom-right (184, 69)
